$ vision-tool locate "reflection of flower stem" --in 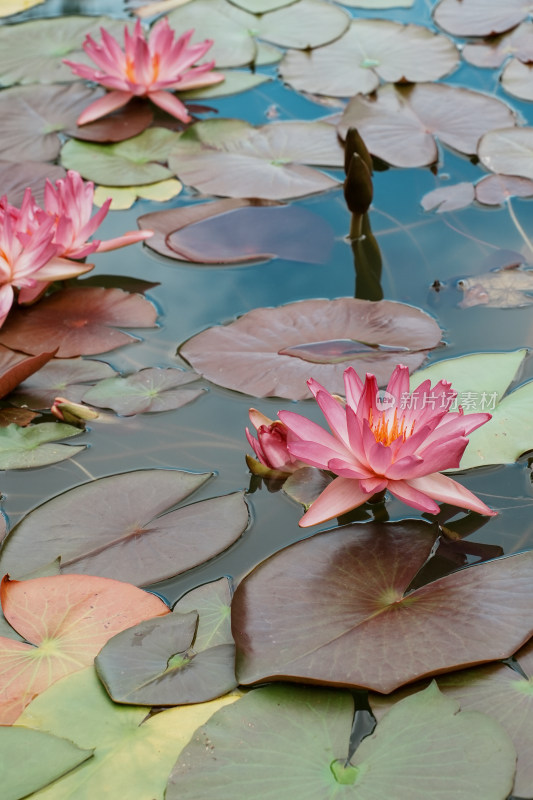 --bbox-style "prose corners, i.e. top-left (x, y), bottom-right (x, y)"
top-left (507, 198), bottom-right (533, 259)
top-left (351, 213), bottom-right (383, 301)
